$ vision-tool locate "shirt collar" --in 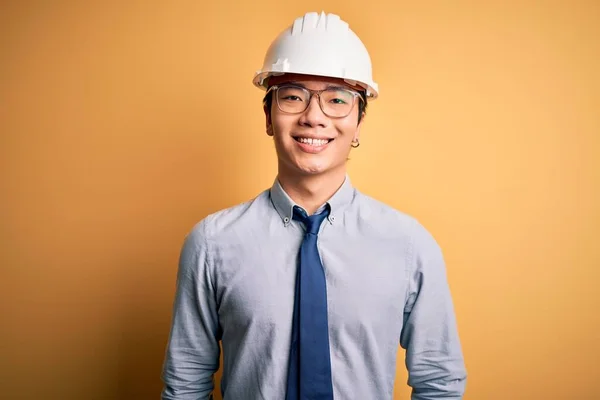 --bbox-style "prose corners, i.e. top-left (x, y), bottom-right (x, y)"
top-left (269, 175), bottom-right (355, 226)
